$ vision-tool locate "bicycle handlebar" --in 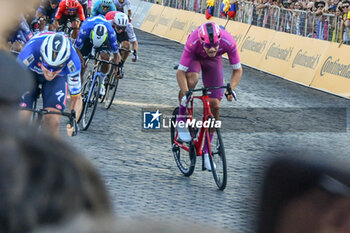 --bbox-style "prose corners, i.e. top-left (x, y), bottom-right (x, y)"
top-left (185, 84), bottom-right (237, 101)
top-left (84, 55), bottom-right (119, 67)
top-left (23, 108), bottom-right (79, 136)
